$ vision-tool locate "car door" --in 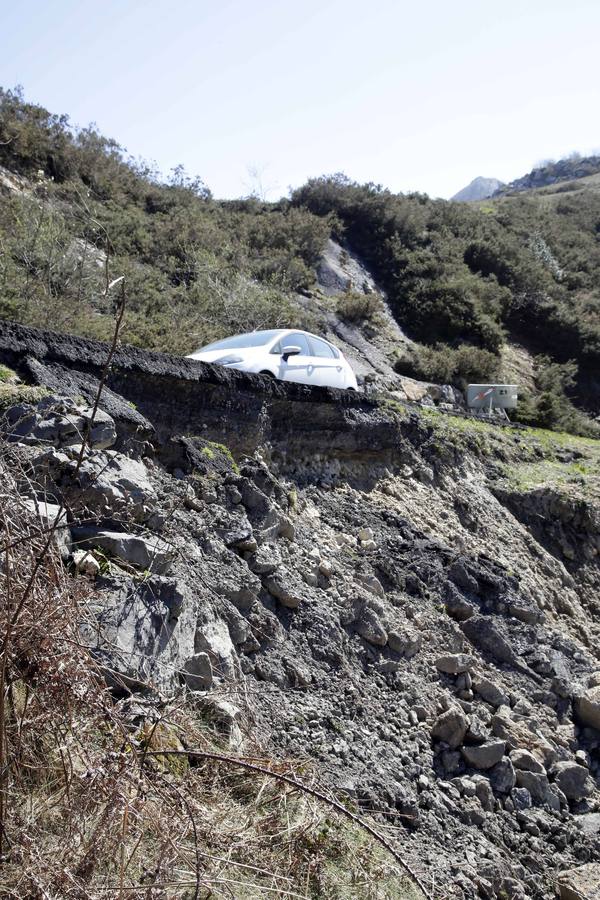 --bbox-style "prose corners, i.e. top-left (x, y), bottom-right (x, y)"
top-left (276, 332), bottom-right (313, 384)
top-left (306, 335), bottom-right (345, 388)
